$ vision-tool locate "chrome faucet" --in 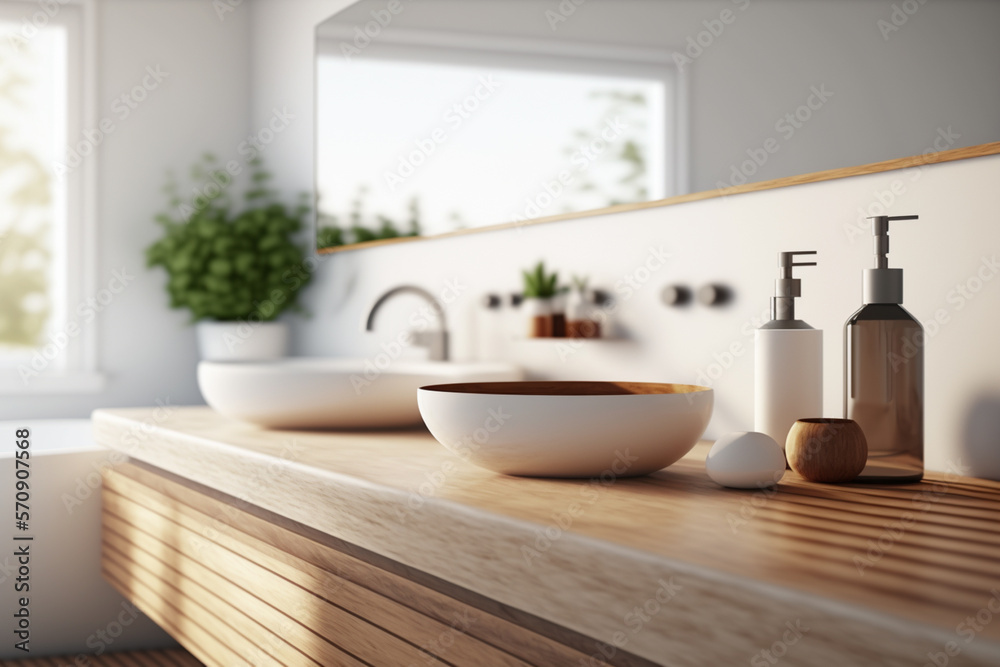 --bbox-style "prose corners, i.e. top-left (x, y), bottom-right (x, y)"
top-left (365, 285), bottom-right (449, 361)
